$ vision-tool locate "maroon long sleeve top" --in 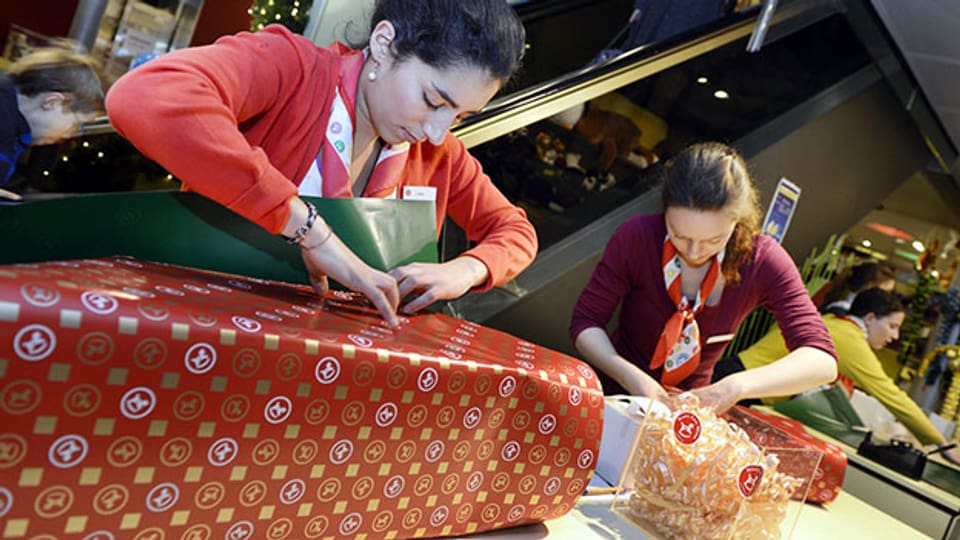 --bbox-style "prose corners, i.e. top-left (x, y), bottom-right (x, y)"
top-left (570, 214), bottom-right (835, 391)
